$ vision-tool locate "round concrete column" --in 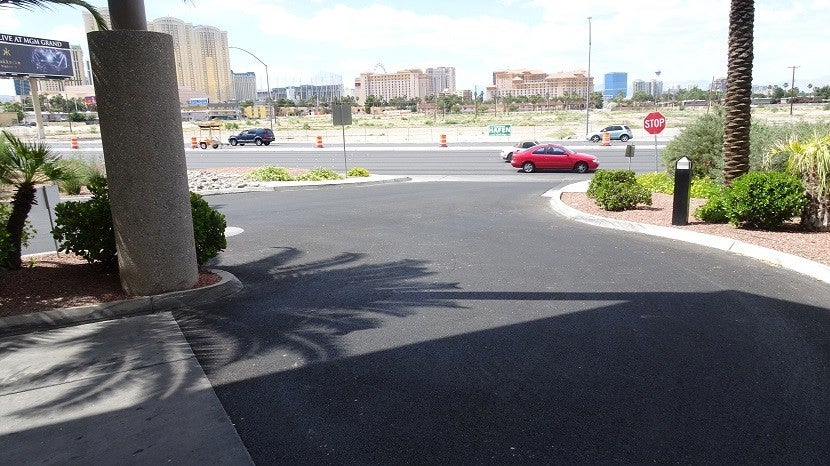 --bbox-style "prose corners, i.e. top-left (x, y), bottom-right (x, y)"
top-left (88, 30), bottom-right (198, 295)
